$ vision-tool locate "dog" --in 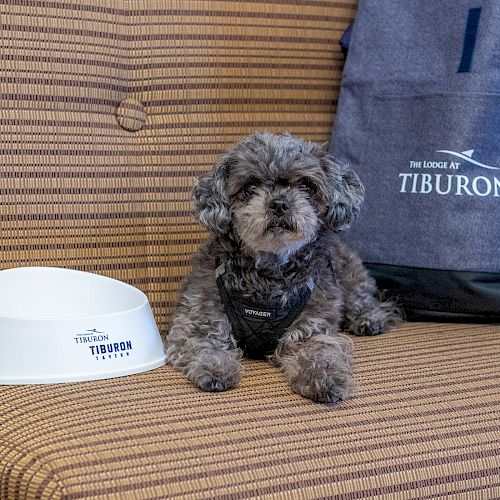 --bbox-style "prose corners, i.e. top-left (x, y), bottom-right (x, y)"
top-left (165, 132), bottom-right (400, 403)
